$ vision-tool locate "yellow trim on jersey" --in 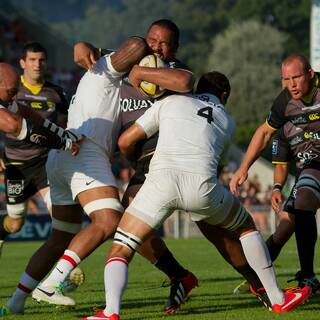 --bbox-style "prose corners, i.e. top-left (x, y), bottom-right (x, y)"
top-left (301, 74), bottom-right (319, 105)
top-left (138, 150), bottom-right (155, 161)
top-left (265, 120), bottom-right (278, 131)
top-left (272, 161), bottom-right (289, 165)
top-left (6, 161), bottom-right (24, 166)
top-left (20, 75), bottom-right (44, 95)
